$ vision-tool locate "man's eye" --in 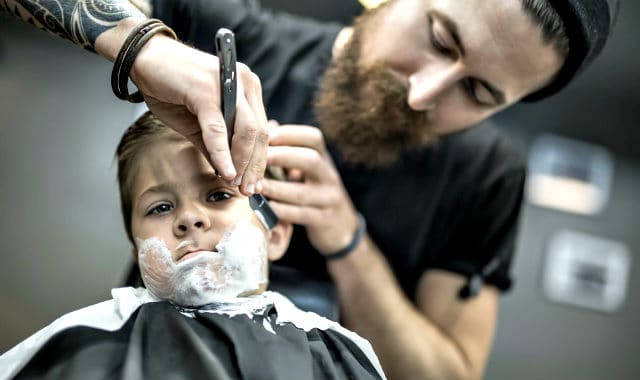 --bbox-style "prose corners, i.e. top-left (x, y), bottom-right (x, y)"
top-left (464, 79), bottom-right (494, 107)
top-left (463, 79), bottom-right (478, 102)
top-left (428, 17), bottom-right (452, 56)
top-left (207, 191), bottom-right (232, 202)
top-left (147, 203), bottom-right (173, 215)
top-left (431, 33), bottom-right (452, 55)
